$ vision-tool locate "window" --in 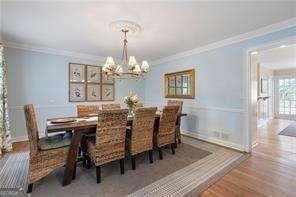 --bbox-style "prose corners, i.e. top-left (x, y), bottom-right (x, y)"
top-left (278, 78), bottom-right (296, 116)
